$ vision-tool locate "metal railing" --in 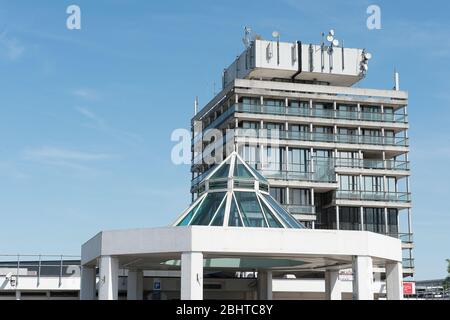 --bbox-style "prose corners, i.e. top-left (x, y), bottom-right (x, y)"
top-left (284, 205), bottom-right (316, 215)
top-left (233, 128), bottom-right (409, 147)
top-left (0, 254), bottom-right (81, 287)
top-left (235, 103), bottom-right (408, 123)
top-left (334, 158), bottom-right (409, 170)
top-left (335, 190), bottom-right (411, 202)
top-left (388, 233), bottom-right (414, 244)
